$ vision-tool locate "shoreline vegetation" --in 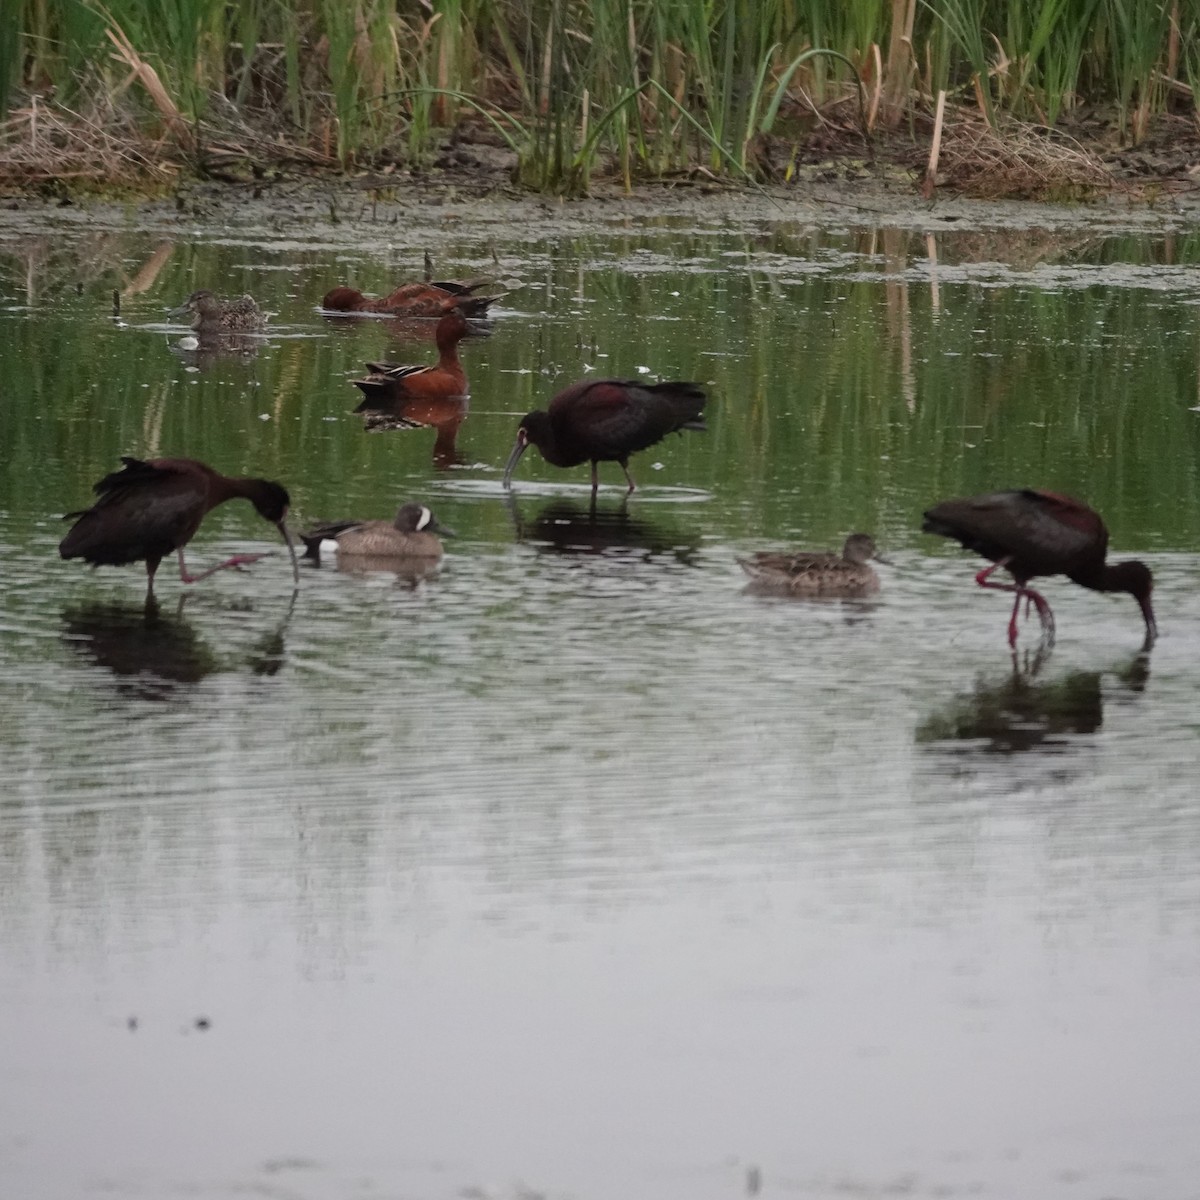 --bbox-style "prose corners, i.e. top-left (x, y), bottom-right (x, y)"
top-left (1, 1), bottom-right (1199, 201)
